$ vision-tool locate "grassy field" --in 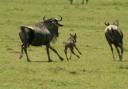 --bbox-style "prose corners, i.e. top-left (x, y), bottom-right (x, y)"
top-left (0, 0), bottom-right (128, 89)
